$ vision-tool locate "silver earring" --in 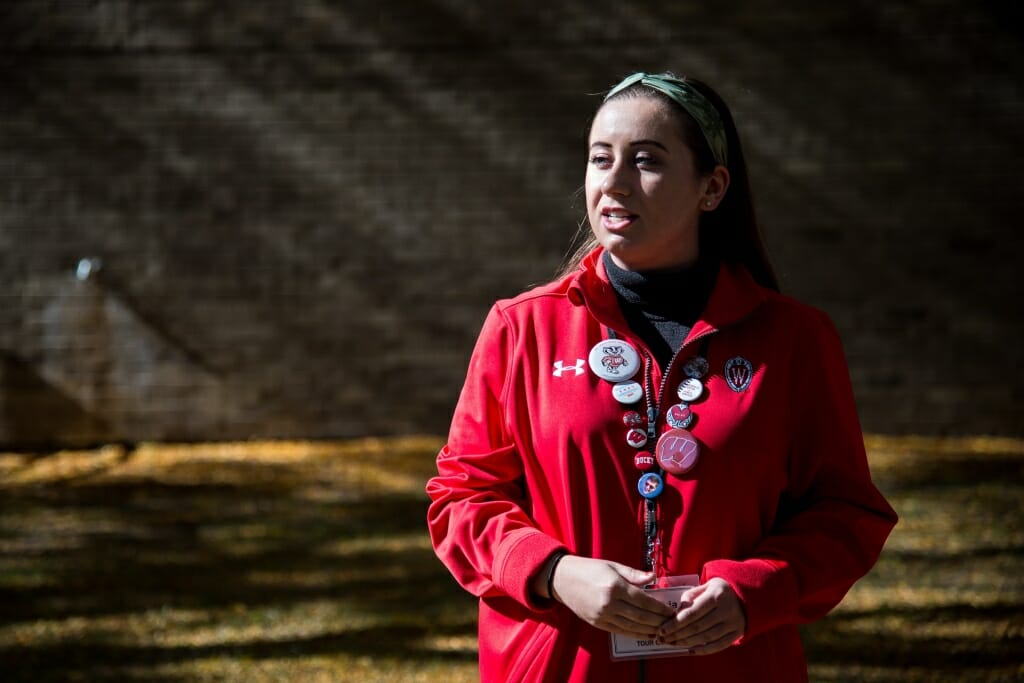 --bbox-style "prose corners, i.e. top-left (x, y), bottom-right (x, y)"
top-left (705, 200), bottom-right (713, 207)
